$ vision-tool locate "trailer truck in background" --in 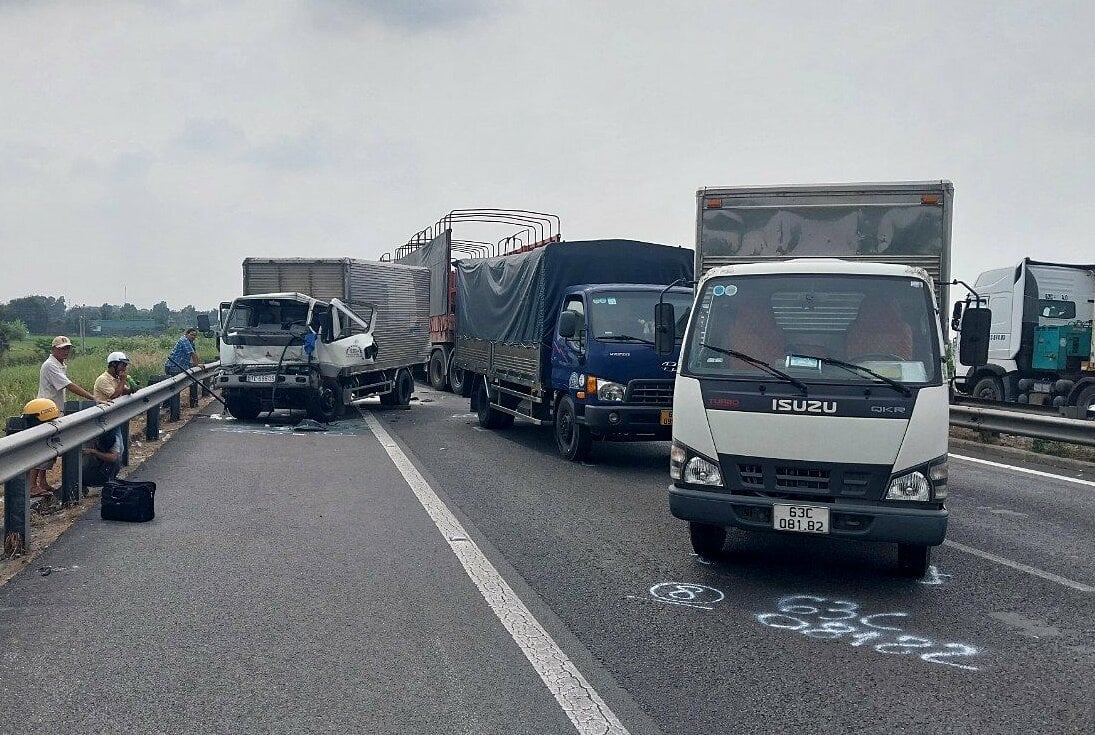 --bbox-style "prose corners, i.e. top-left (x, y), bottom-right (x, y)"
top-left (658, 181), bottom-right (972, 576)
top-left (384, 209), bottom-right (562, 396)
top-left (217, 258), bottom-right (431, 421)
top-left (451, 238), bottom-right (694, 461)
top-left (952, 258), bottom-right (1094, 418)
